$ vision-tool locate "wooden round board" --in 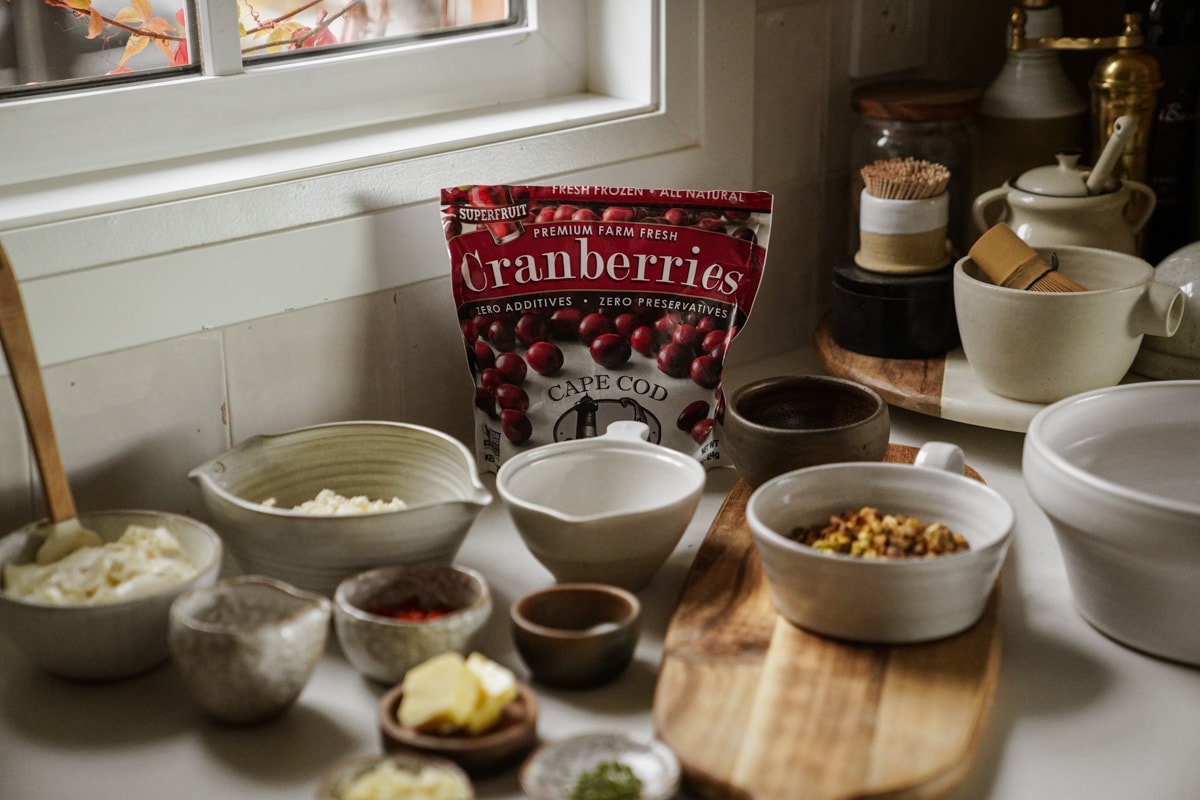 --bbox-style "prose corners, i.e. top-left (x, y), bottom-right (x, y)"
top-left (652, 444), bottom-right (1000, 800)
